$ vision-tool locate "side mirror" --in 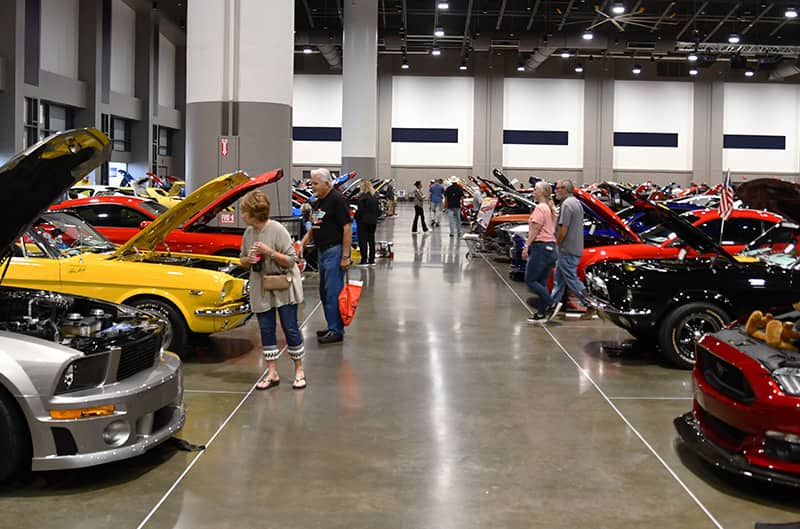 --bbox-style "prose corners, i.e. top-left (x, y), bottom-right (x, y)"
top-left (139, 220), bottom-right (152, 230)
